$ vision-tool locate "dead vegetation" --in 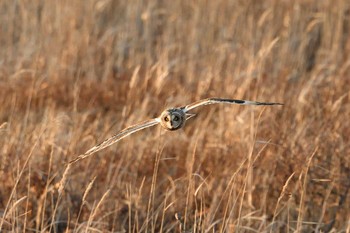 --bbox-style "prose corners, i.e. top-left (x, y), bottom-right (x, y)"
top-left (0, 0), bottom-right (349, 232)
